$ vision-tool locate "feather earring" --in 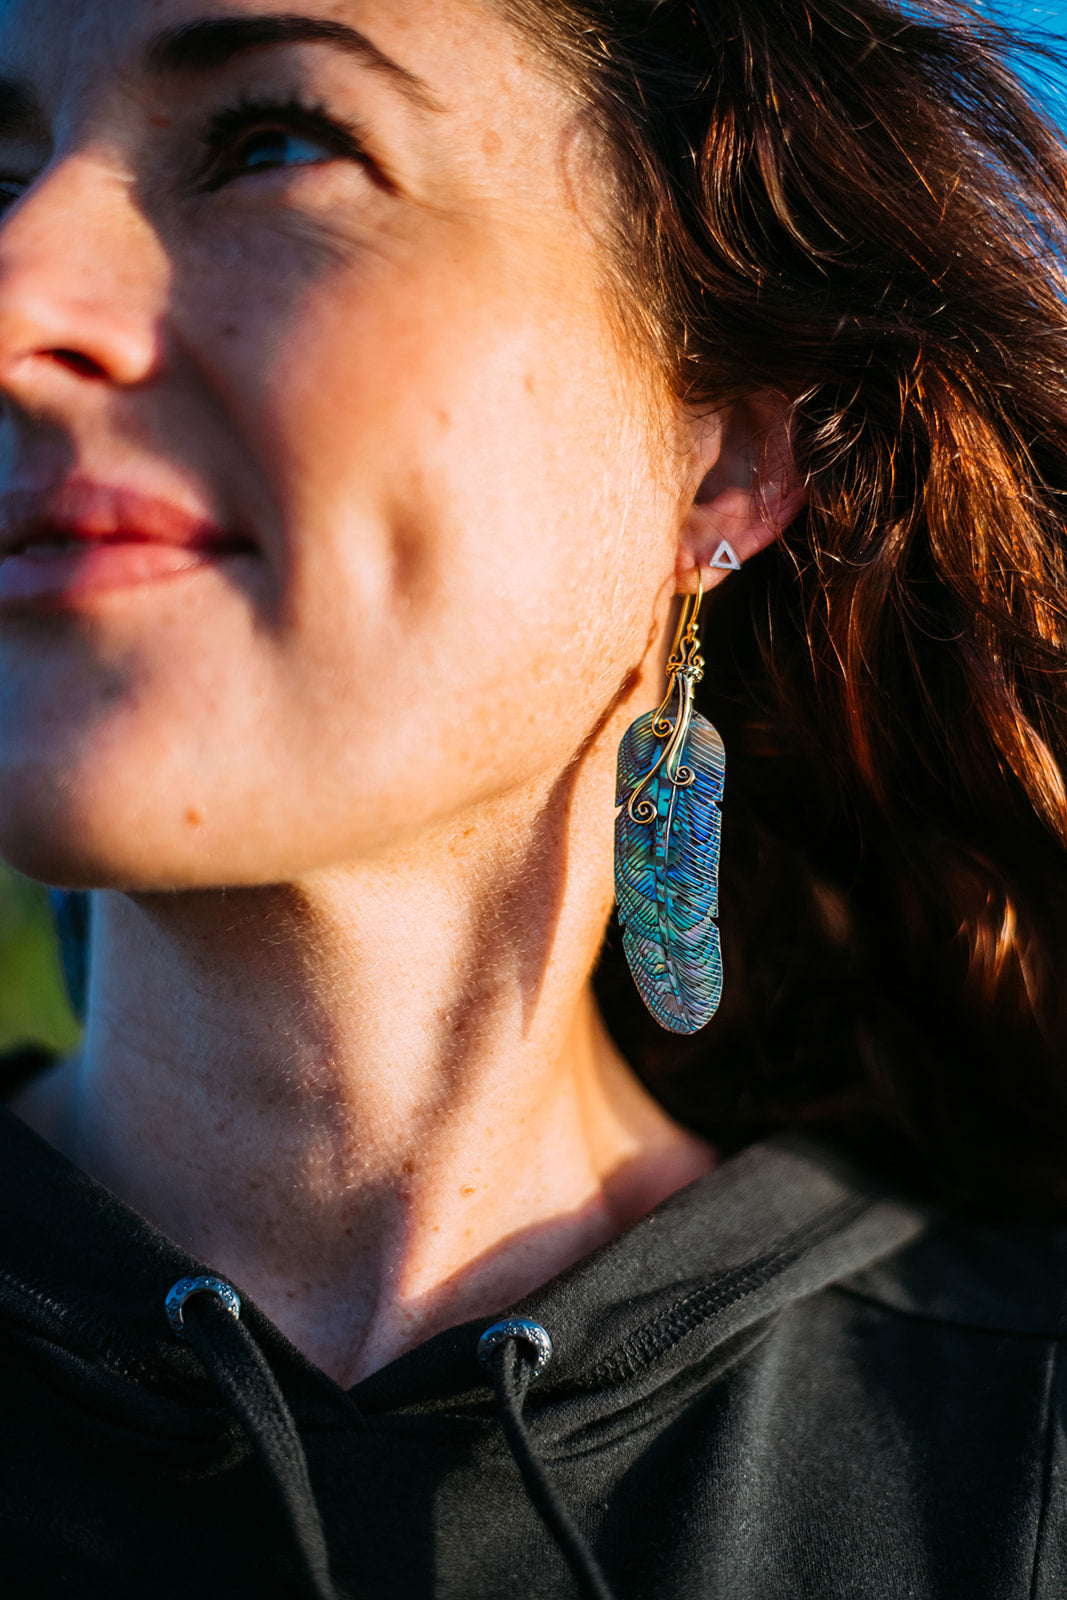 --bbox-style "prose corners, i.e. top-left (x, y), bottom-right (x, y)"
top-left (614, 570), bottom-right (724, 1034)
